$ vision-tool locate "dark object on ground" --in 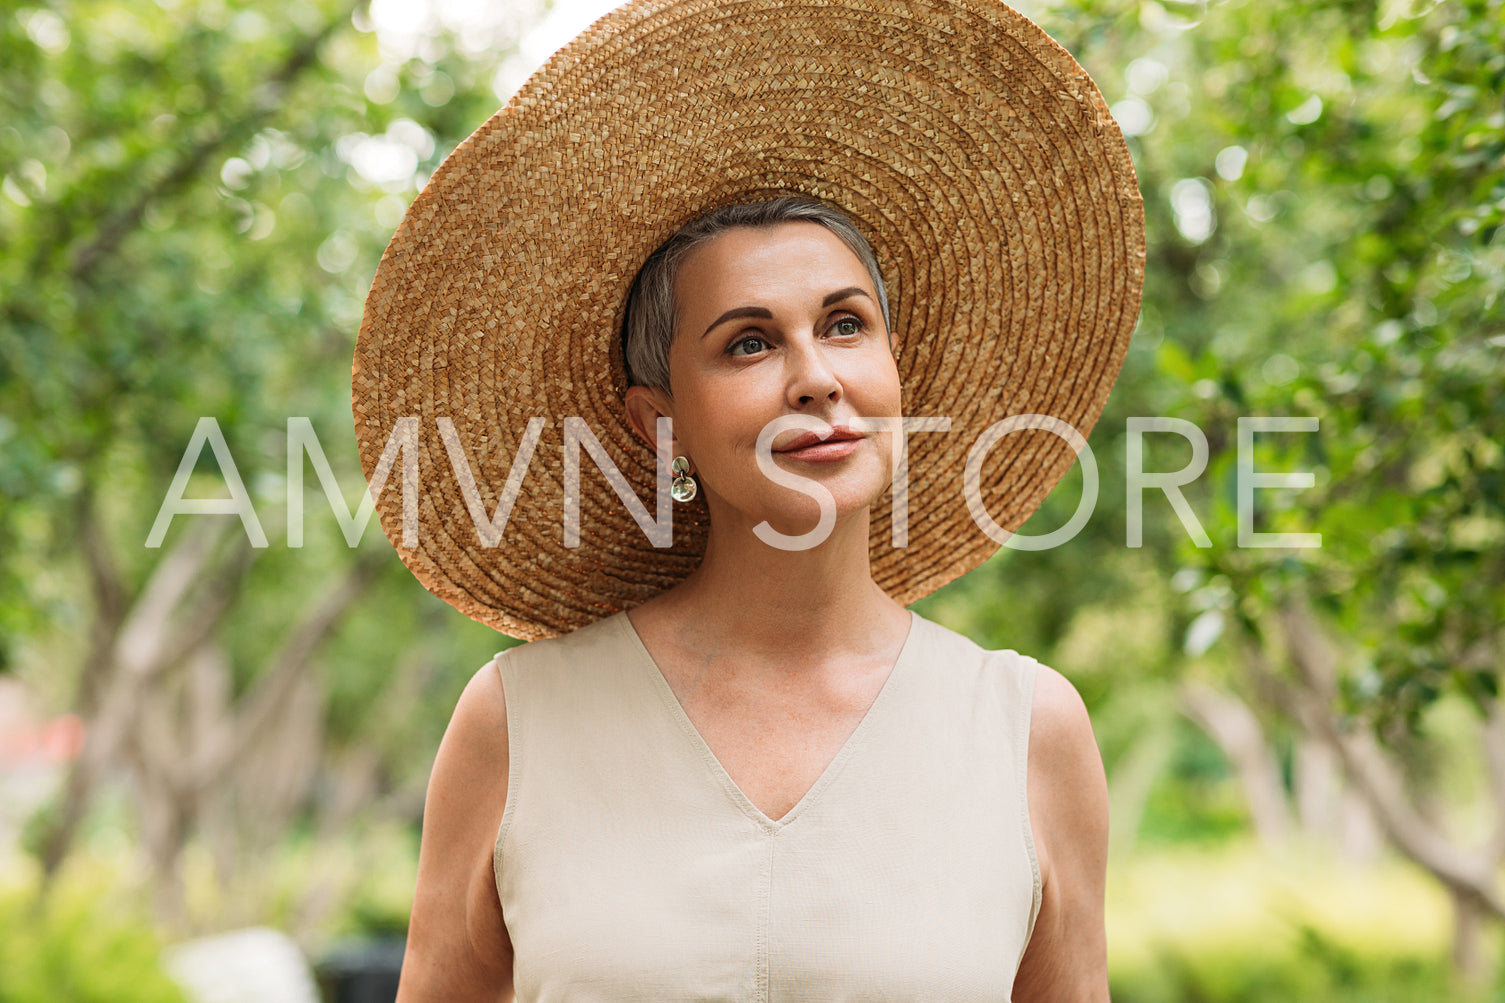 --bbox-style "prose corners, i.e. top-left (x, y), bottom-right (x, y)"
top-left (315, 937), bottom-right (404, 1003)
